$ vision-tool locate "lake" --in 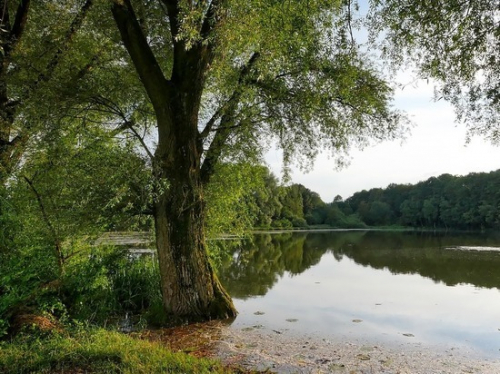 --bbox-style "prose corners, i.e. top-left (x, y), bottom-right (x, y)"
top-left (217, 230), bottom-right (500, 358)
